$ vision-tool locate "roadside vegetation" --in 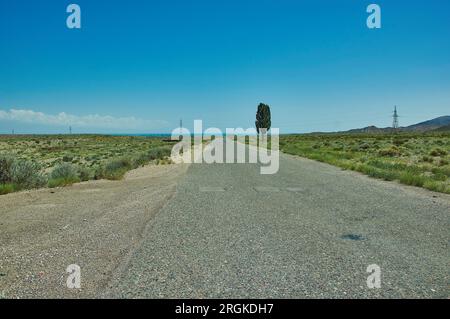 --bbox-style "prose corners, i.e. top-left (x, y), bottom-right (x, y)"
top-left (0, 135), bottom-right (174, 194)
top-left (279, 132), bottom-right (450, 194)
